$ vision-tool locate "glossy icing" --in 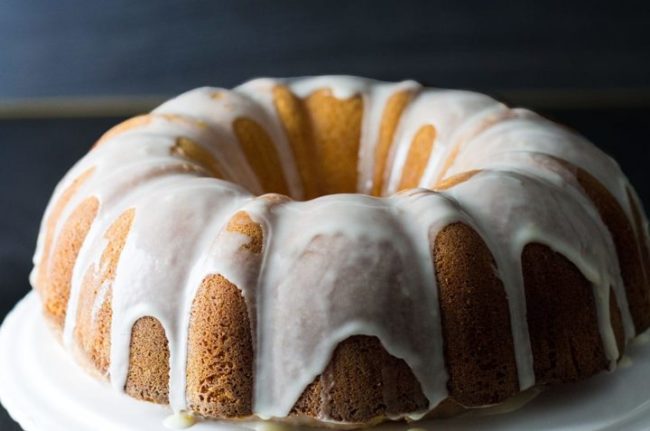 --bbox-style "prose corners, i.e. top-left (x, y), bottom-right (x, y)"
top-left (28, 76), bottom-right (645, 422)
